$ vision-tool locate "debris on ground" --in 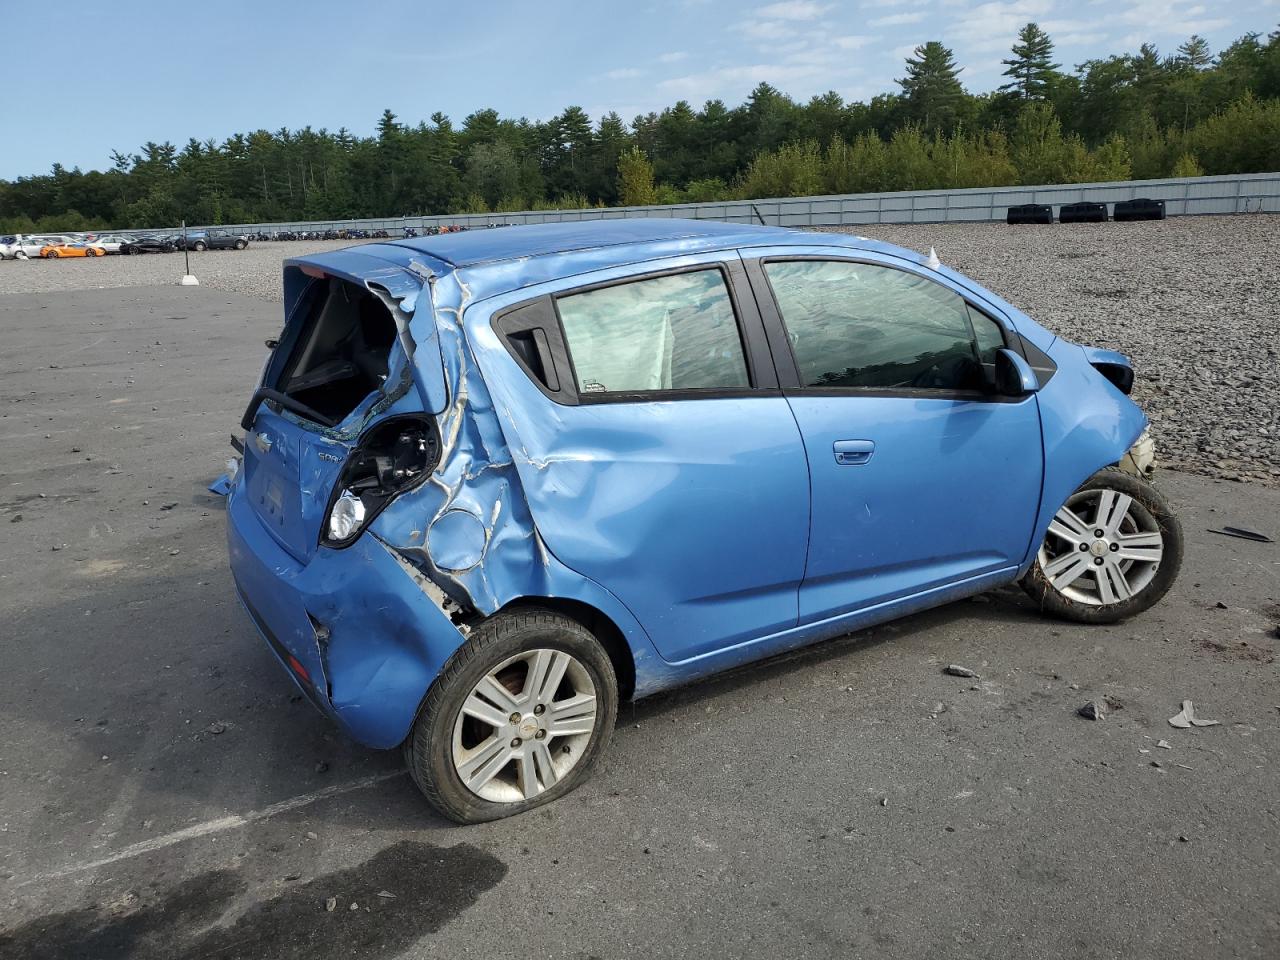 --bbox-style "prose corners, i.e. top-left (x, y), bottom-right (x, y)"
top-left (1207, 526), bottom-right (1273, 543)
top-left (1168, 700), bottom-right (1221, 728)
top-left (1215, 601), bottom-right (1228, 610)
top-left (205, 721), bottom-right (227, 735)
top-left (324, 897), bottom-right (337, 912)
top-left (944, 664), bottom-right (979, 678)
top-left (376, 890), bottom-right (397, 899)
top-left (1077, 700), bottom-right (1107, 721)
top-left (349, 902), bottom-right (359, 911)
top-left (1156, 739), bottom-right (1172, 749)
